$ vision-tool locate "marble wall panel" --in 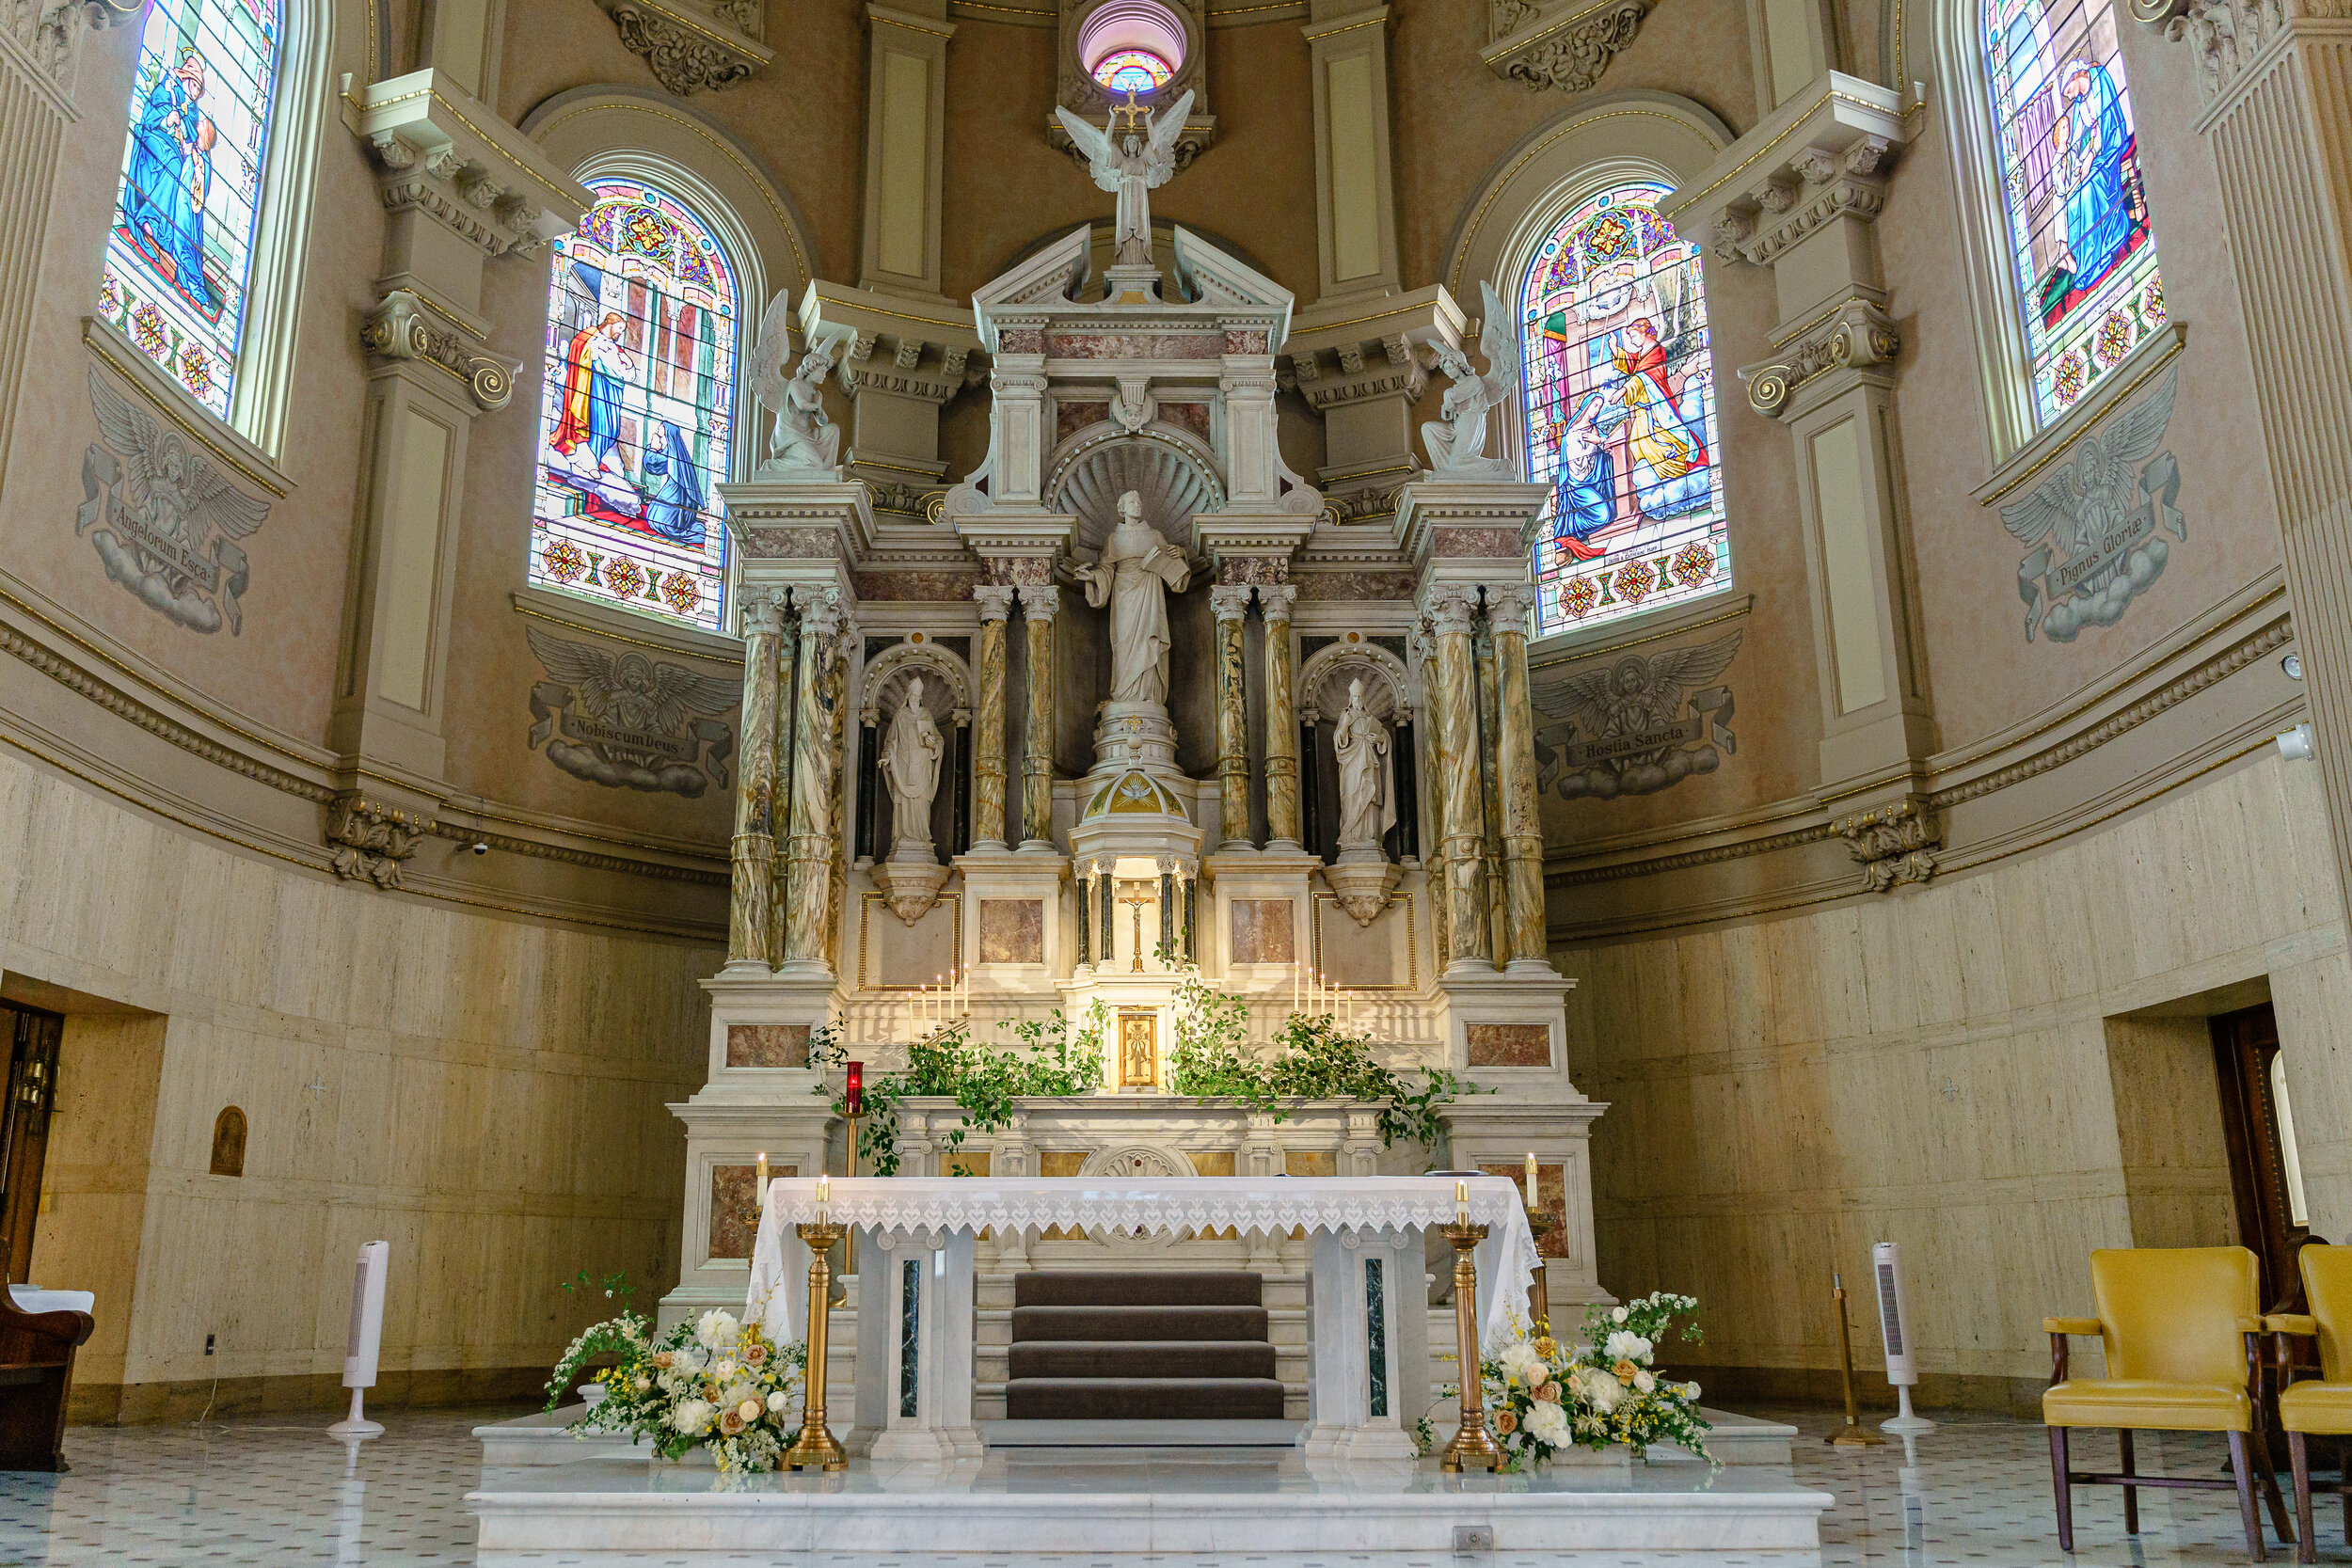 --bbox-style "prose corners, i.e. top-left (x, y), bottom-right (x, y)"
top-left (978, 899), bottom-right (1044, 965)
top-left (727, 1024), bottom-right (808, 1069)
top-left (1569, 753), bottom-right (2352, 1402)
top-left (707, 1163), bottom-right (795, 1260)
top-left (1230, 899), bottom-right (1295, 965)
top-left (1466, 1023), bottom-right (1550, 1068)
top-left (858, 893), bottom-right (960, 990)
top-left (1283, 1150), bottom-right (1335, 1177)
top-left (1313, 894), bottom-right (1416, 989)
top-left (1038, 1151), bottom-right (1087, 1178)
top-left (1188, 1151), bottom-right (1236, 1177)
